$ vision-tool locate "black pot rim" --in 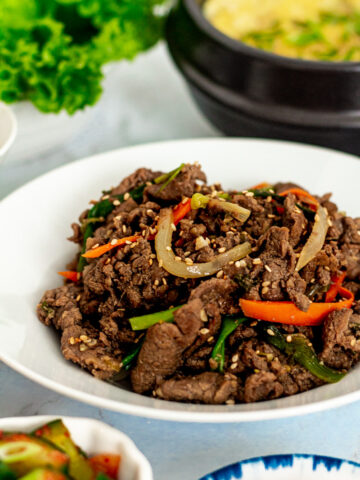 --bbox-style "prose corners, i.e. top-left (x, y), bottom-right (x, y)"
top-left (184, 0), bottom-right (360, 71)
